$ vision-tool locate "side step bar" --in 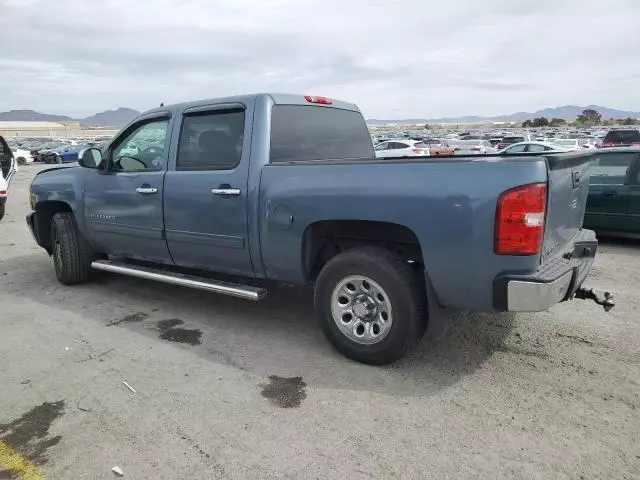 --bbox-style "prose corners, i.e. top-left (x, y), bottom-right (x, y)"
top-left (91, 259), bottom-right (267, 301)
